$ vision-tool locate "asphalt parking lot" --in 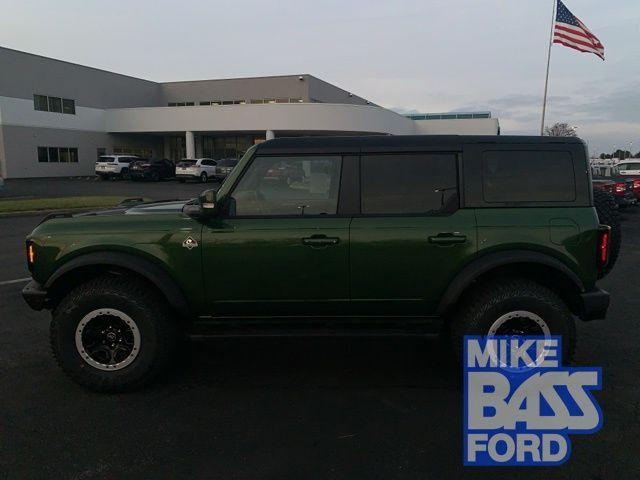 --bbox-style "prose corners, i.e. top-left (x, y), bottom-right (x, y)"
top-left (1, 185), bottom-right (639, 479)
